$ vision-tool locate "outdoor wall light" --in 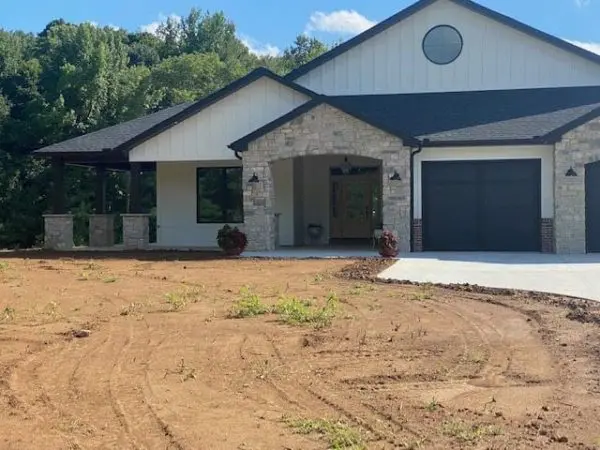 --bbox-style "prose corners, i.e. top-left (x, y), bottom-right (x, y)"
top-left (565, 166), bottom-right (578, 177)
top-left (389, 171), bottom-right (402, 181)
top-left (248, 173), bottom-right (260, 183)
